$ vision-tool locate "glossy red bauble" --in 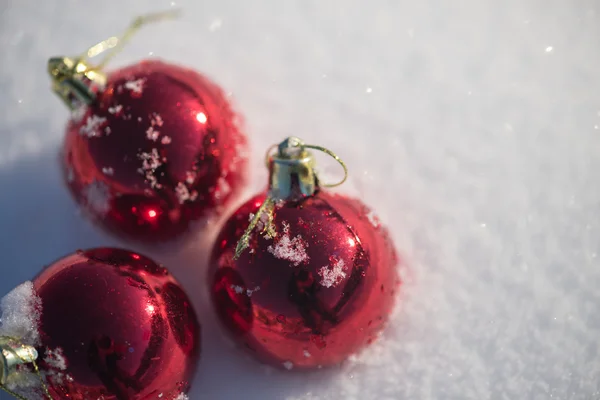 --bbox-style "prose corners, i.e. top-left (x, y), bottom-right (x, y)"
top-left (62, 60), bottom-right (248, 244)
top-left (209, 191), bottom-right (400, 370)
top-left (3, 248), bottom-right (200, 399)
